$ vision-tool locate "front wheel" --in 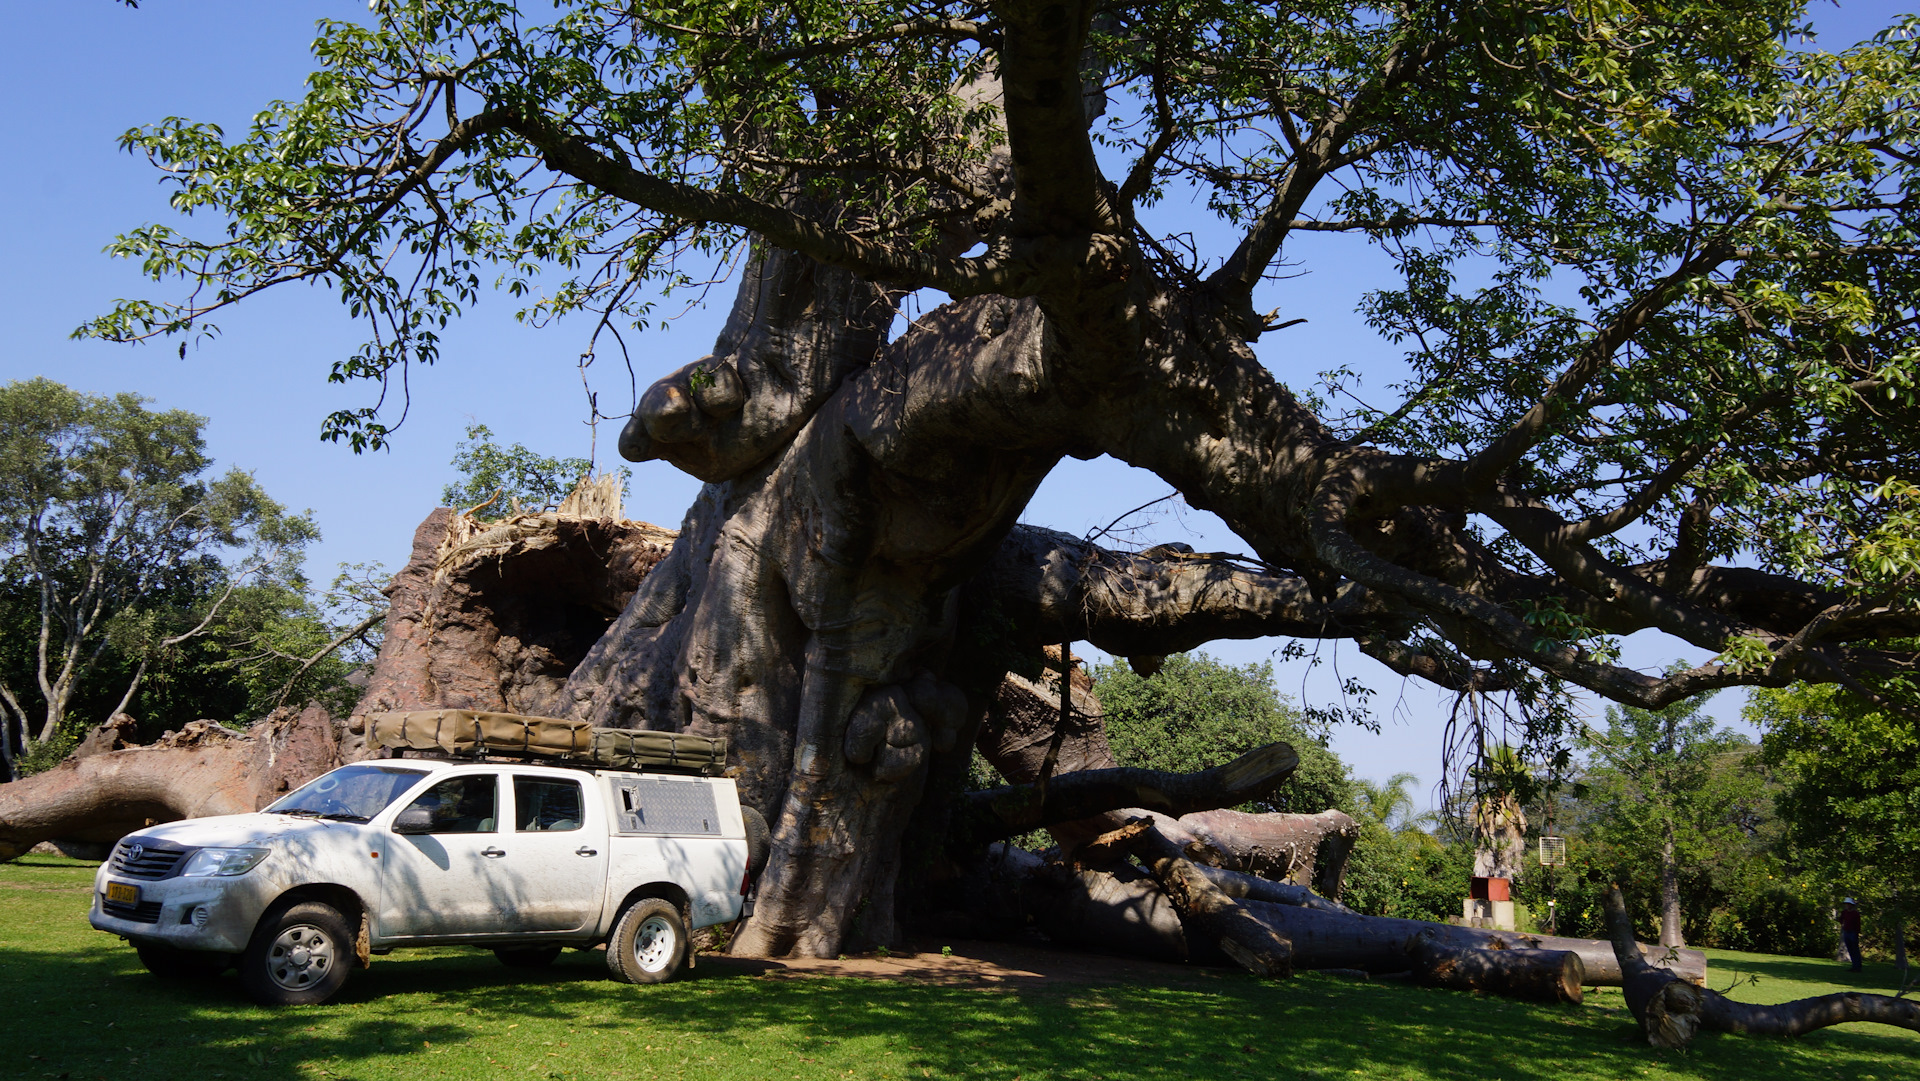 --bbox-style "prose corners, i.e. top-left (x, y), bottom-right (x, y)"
top-left (605, 898), bottom-right (685, 985)
top-left (240, 900), bottom-right (353, 1006)
top-left (135, 942), bottom-right (233, 980)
